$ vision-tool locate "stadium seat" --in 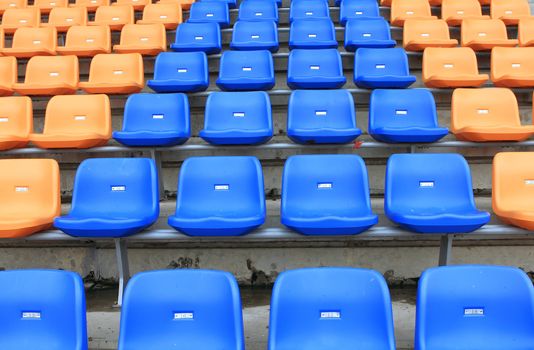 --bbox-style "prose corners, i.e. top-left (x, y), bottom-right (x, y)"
top-left (113, 93), bottom-right (191, 147)
top-left (42, 7), bottom-right (88, 33)
top-left (70, 0), bottom-right (109, 12)
top-left (339, 0), bottom-right (380, 26)
top-left (89, 5), bottom-right (134, 31)
top-left (354, 47), bottom-right (416, 89)
top-left (79, 53), bottom-right (144, 94)
top-left (390, 0), bottom-right (436, 27)
top-left (0, 57), bottom-right (16, 96)
top-left (344, 18), bottom-right (396, 51)
top-left (385, 153), bottom-right (490, 233)
top-left (0, 0), bottom-right (26, 15)
top-left (54, 158), bottom-right (159, 238)
top-left (0, 96), bottom-right (32, 150)
top-left (491, 0), bottom-right (531, 25)
top-left (114, 0), bottom-right (149, 11)
top-left (281, 155), bottom-right (377, 235)
top-left (231, 20), bottom-right (279, 52)
top-left (238, 0), bottom-right (278, 23)
top-left (188, 2), bottom-right (230, 28)
top-left (0, 29), bottom-right (3, 51)
top-left (203, 0), bottom-right (237, 9)
top-left (518, 17), bottom-right (534, 47)
top-left (289, 18), bottom-right (337, 49)
top-left (168, 156), bottom-right (266, 236)
top-left (32, 0), bottom-right (66, 14)
top-left (287, 89), bottom-right (361, 144)
top-left (118, 269), bottom-right (245, 350)
top-left (290, 0), bottom-right (329, 21)
top-left (0, 8), bottom-right (40, 34)
top-left (171, 22), bottom-right (221, 54)
top-left (422, 47), bottom-right (488, 88)
top-left (0, 270), bottom-right (87, 348)
top-left (415, 265), bottom-right (534, 350)
top-left (441, 0), bottom-right (489, 26)
top-left (114, 24), bottom-right (166, 56)
top-left (0, 160), bottom-right (60, 237)
top-left (269, 268), bottom-right (396, 350)
top-left (200, 91), bottom-right (273, 145)
top-left (158, 0), bottom-right (194, 10)
top-left (13, 55), bottom-right (78, 96)
top-left (56, 25), bottom-right (111, 57)
top-left (403, 19), bottom-right (458, 51)
top-left (288, 48), bottom-right (345, 89)
top-left (461, 19), bottom-right (517, 51)
top-left (2, 27), bottom-right (57, 58)
top-left (491, 47), bottom-right (534, 88)
top-left (148, 52), bottom-right (209, 93)
top-left (137, 3), bottom-right (182, 30)
top-left (217, 50), bottom-right (275, 91)
top-left (369, 89), bottom-right (448, 143)
top-left (30, 94), bottom-right (111, 149)
top-left (451, 88), bottom-right (534, 142)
